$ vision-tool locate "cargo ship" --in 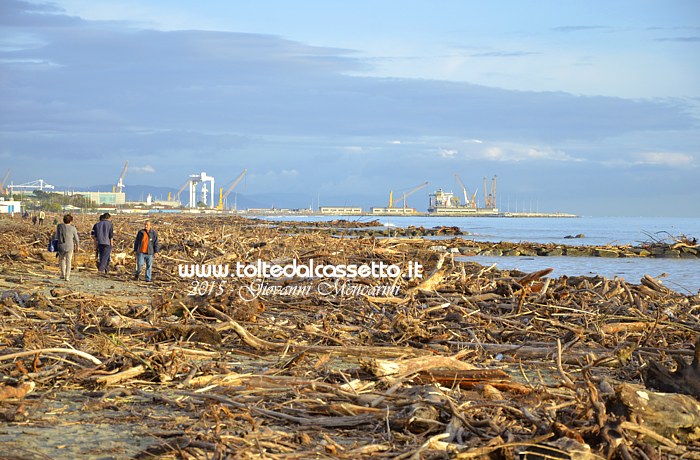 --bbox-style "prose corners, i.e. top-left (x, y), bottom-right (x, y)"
top-left (427, 189), bottom-right (499, 216)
